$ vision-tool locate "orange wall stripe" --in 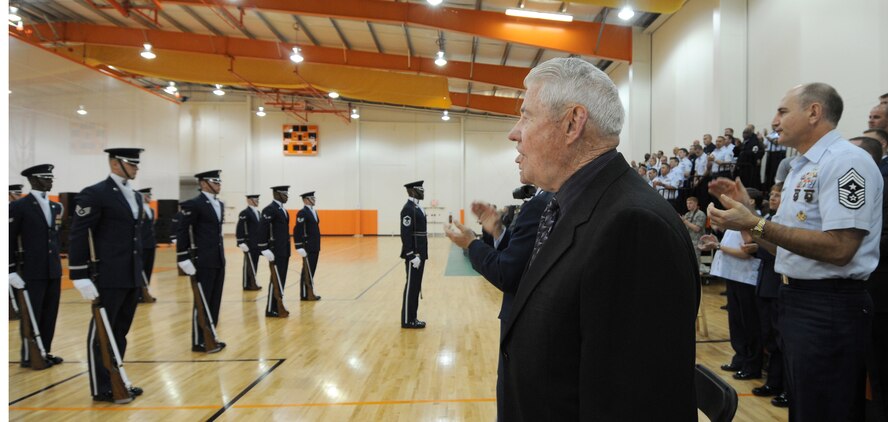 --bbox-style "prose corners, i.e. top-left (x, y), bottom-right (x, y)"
top-left (286, 210), bottom-right (378, 236)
